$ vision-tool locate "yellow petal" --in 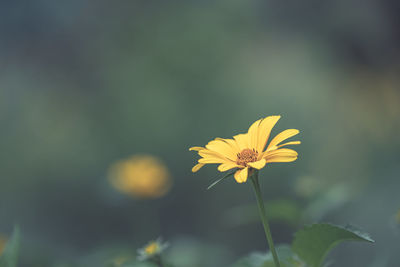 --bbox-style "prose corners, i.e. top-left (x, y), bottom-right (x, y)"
top-left (234, 167), bottom-right (249, 183)
top-left (277, 140), bottom-right (301, 148)
top-left (199, 149), bottom-right (227, 160)
top-left (206, 139), bottom-right (238, 161)
top-left (192, 163), bottom-right (205, 172)
top-left (189, 146), bottom-right (204, 151)
top-left (247, 119), bottom-right (262, 150)
top-left (264, 148), bottom-right (298, 163)
top-left (265, 148), bottom-right (298, 157)
top-left (266, 129), bottom-right (299, 151)
top-left (218, 138), bottom-right (240, 152)
top-left (198, 149), bottom-right (233, 164)
top-left (233, 133), bottom-right (250, 151)
top-left (247, 158), bottom-right (266, 170)
top-left (199, 157), bottom-right (231, 164)
top-left (218, 162), bottom-right (239, 172)
top-left (257, 116), bottom-right (281, 153)
top-left (265, 155), bottom-right (298, 163)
